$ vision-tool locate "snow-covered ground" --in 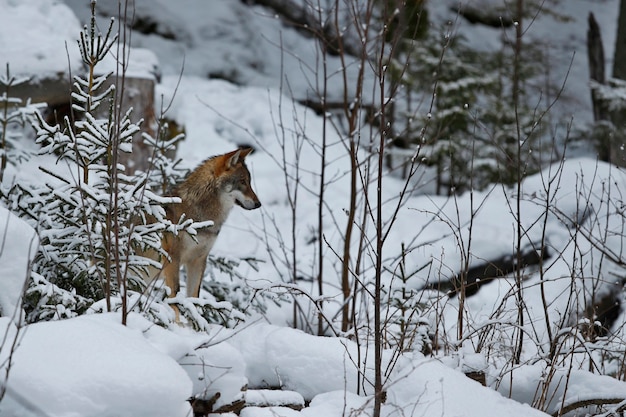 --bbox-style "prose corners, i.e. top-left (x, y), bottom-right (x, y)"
top-left (2, 0), bottom-right (626, 416)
